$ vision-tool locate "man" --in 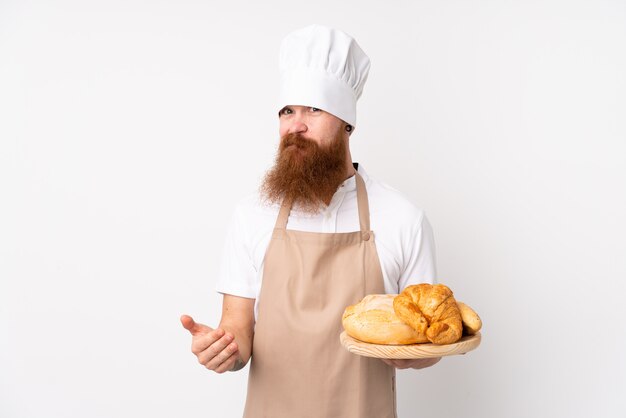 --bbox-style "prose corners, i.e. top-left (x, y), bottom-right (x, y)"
top-left (181, 25), bottom-right (439, 417)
